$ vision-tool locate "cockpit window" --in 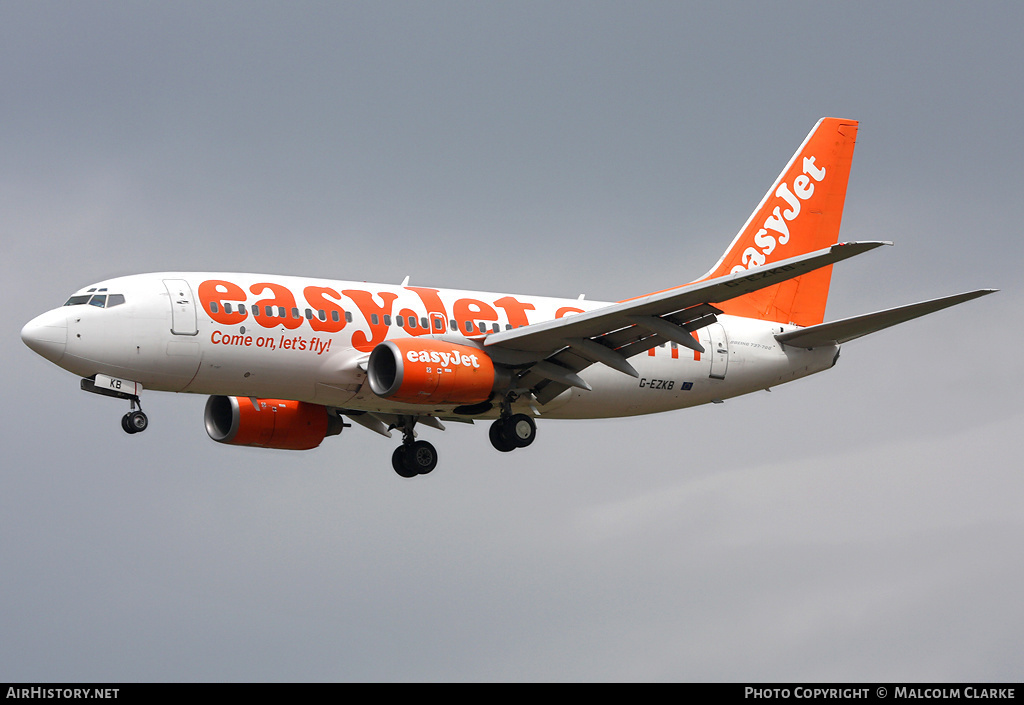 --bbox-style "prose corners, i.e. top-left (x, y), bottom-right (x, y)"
top-left (63, 293), bottom-right (126, 308)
